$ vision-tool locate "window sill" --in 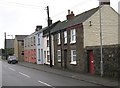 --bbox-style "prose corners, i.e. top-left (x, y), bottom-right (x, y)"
top-left (57, 44), bottom-right (61, 46)
top-left (58, 60), bottom-right (61, 63)
top-left (70, 61), bottom-right (76, 65)
top-left (70, 41), bottom-right (76, 44)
